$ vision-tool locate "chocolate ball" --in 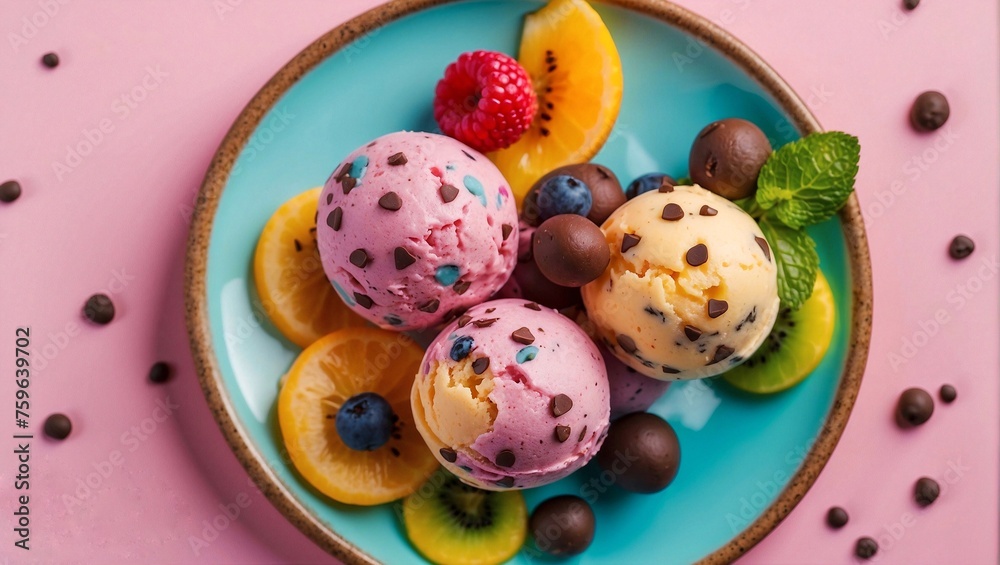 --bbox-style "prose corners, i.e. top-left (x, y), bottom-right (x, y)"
top-left (523, 163), bottom-right (625, 226)
top-left (939, 384), bottom-right (957, 403)
top-left (529, 495), bottom-right (595, 556)
top-left (895, 387), bottom-right (934, 428)
top-left (533, 214), bottom-right (610, 288)
top-left (826, 506), bottom-right (849, 529)
top-left (910, 91), bottom-right (949, 132)
top-left (0, 180), bottom-right (22, 203)
top-left (948, 235), bottom-right (975, 259)
top-left (689, 118), bottom-right (772, 200)
top-left (44, 413), bottom-right (72, 440)
top-left (596, 412), bottom-right (680, 493)
top-left (914, 477), bottom-right (940, 507)
top-left (855, 537), bottom-right (878, 559)
top-left (83, 293), bottom-right (115, 325)
top-left (505, 257), bottom-right (582, 309)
